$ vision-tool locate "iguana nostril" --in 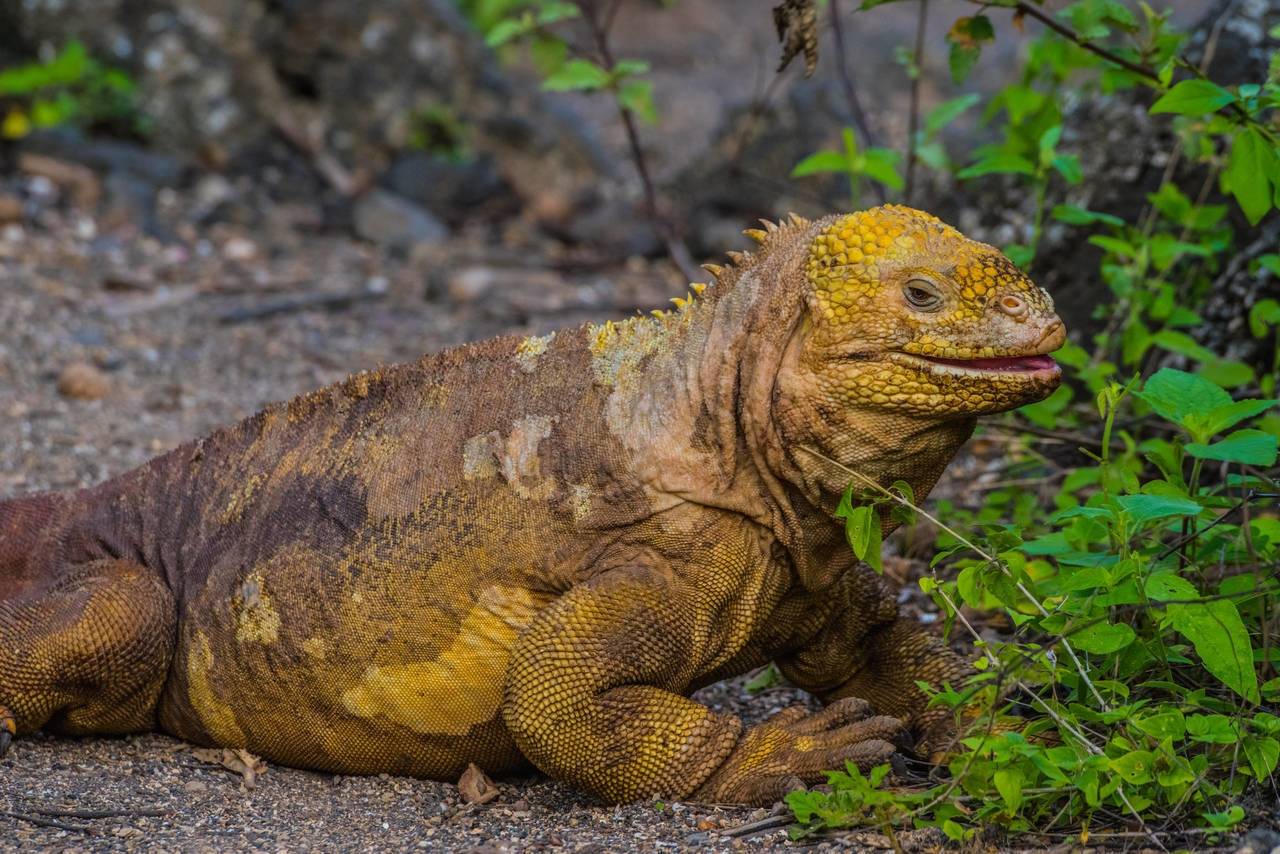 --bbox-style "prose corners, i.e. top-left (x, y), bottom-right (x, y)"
top-left (999, 295), bottom-right (1027, 318)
